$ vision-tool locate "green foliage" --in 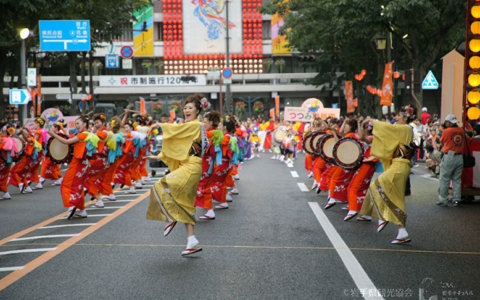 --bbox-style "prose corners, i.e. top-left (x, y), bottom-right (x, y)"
top-left (260, 0), bottom-right (466, 106)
